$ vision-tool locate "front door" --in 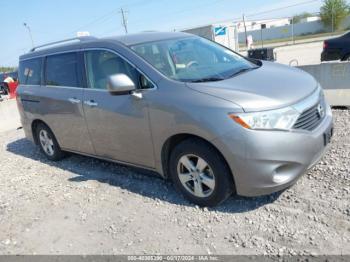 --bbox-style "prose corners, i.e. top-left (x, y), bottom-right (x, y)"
top-left (82, 49), bottom-right (155, 168)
